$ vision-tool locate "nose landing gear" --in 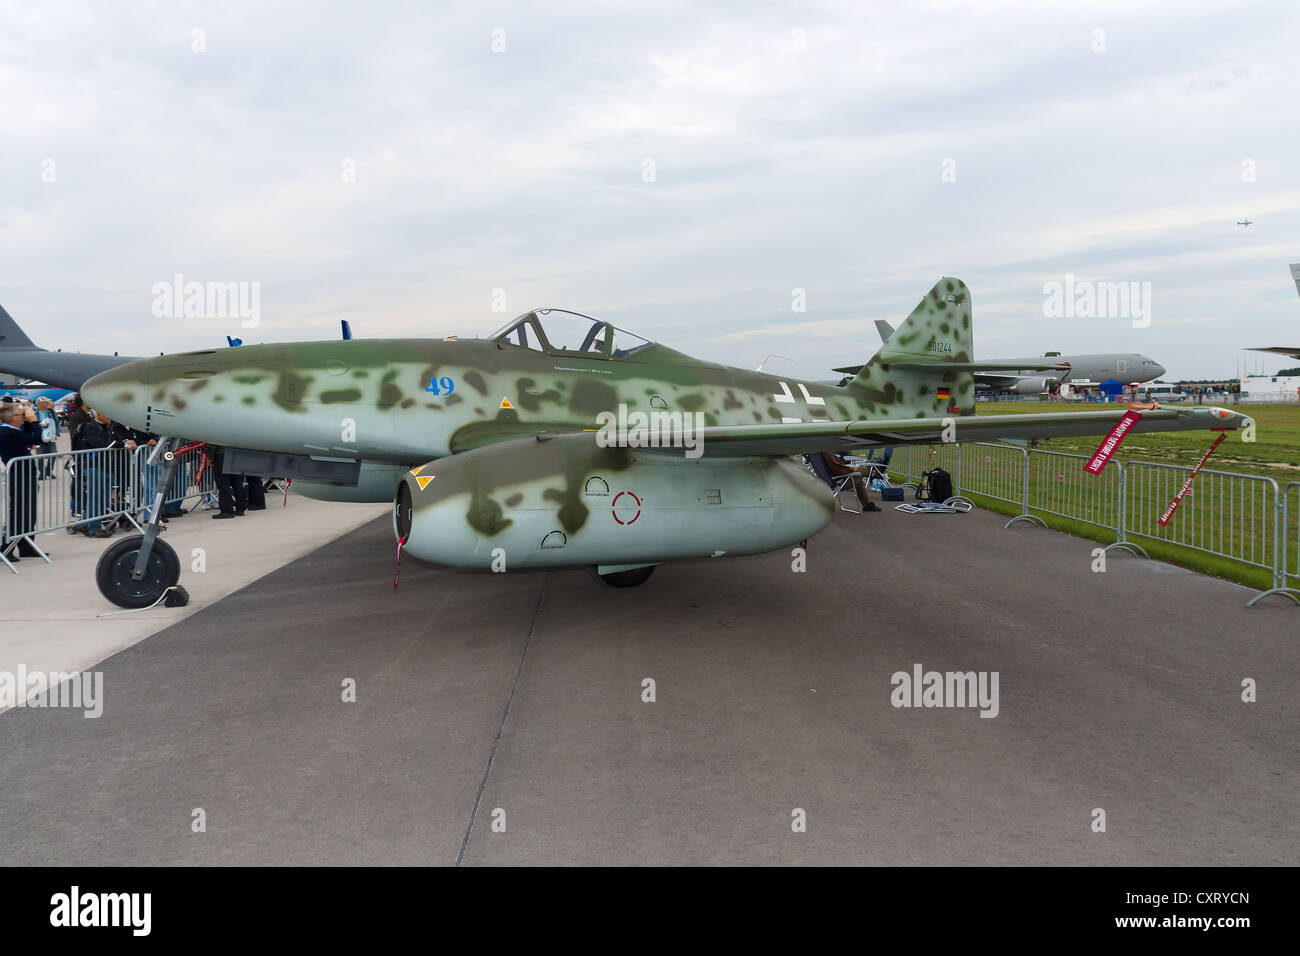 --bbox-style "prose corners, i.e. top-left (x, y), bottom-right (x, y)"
top-left (95, 438), bottom-right (196, 609)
